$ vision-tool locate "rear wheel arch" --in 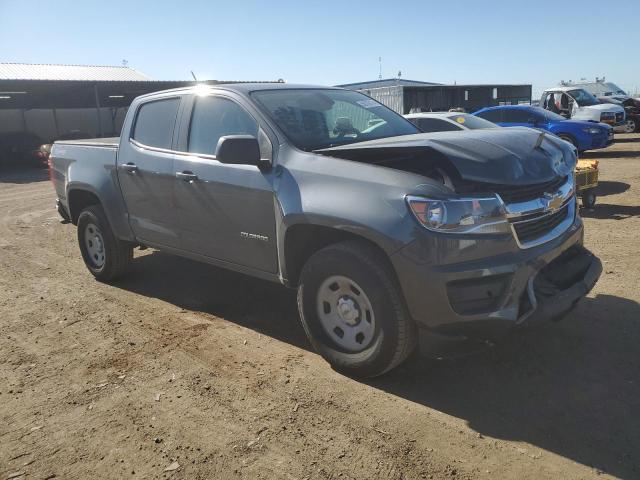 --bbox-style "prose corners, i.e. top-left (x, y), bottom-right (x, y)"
top-left (67, 188), bottom-right (102, 225)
